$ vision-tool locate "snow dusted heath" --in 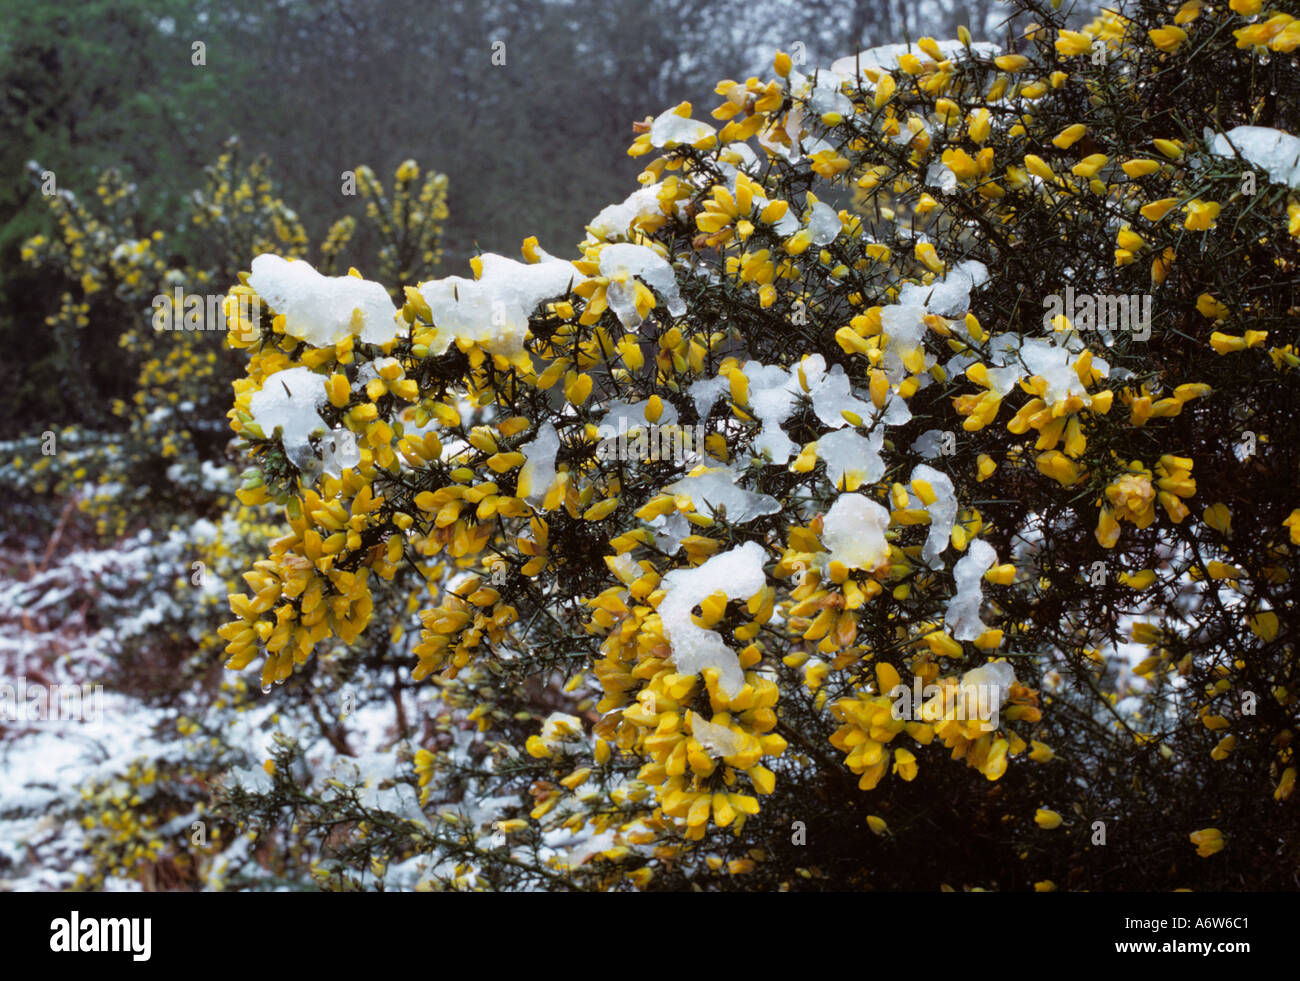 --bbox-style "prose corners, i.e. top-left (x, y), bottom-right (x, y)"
top-left (208, 0), bottom-right (1300, 888)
